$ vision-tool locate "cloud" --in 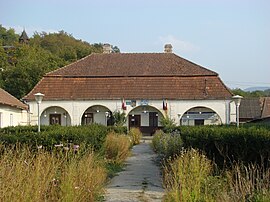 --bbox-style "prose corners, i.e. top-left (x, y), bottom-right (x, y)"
top-left (3, 25), bottom-right (58, 36)
top-left (158, 35), bottom-right (200, 53)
